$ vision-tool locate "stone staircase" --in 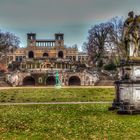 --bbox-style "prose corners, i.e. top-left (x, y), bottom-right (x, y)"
top-left (0, 76), bottom-right (11, 87)
top-left (95, 80), bottom-right (114, 86)
top-left (94, 70), bottom-right (115, 86)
